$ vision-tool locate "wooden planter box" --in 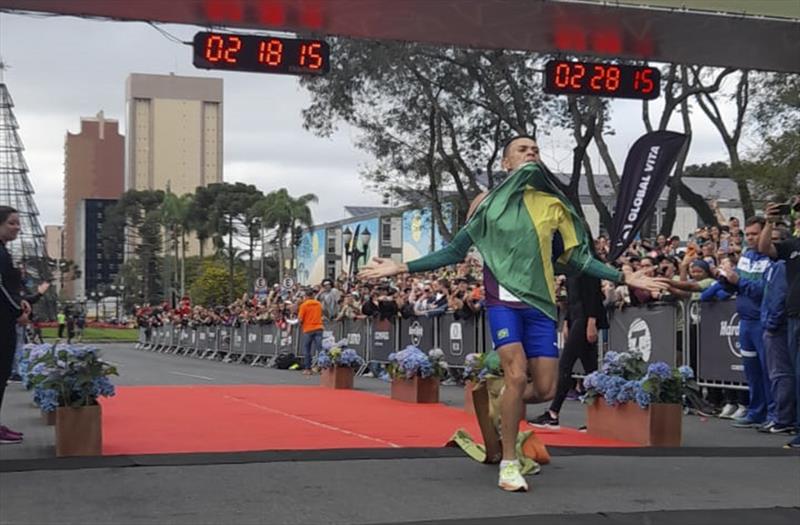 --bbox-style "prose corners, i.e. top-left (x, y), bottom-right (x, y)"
top-left (587, 398), bottom-right (682, 447)
top-left (464, 380), bottom-right (476, 414)
top-left (391, 376), bottom-right (440, 403)
top-left (41, 409), bottom-right (56, 426)
top-left (55, 404), bottom-right (102, 457)
top-left (320, 366), bottom-right (355, 389)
